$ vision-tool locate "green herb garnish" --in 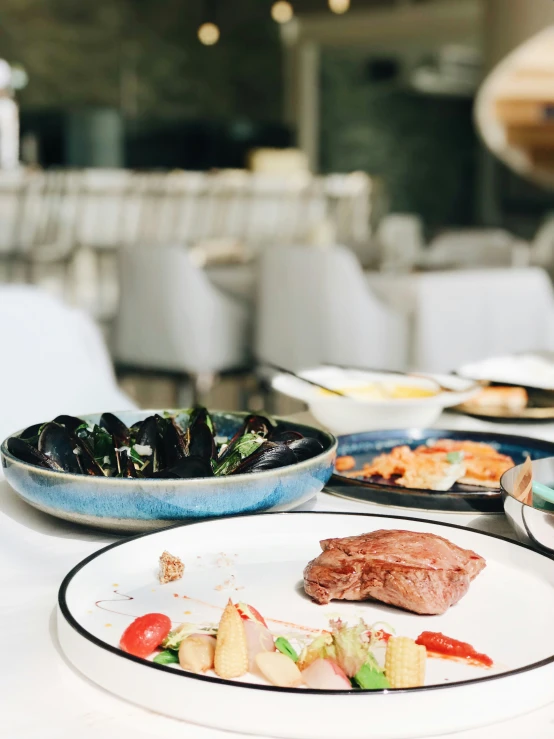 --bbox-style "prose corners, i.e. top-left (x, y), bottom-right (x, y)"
top-left (275, 637), bottom-right (298, 662)
top-left (446, 451), bottom-right (464, 464)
